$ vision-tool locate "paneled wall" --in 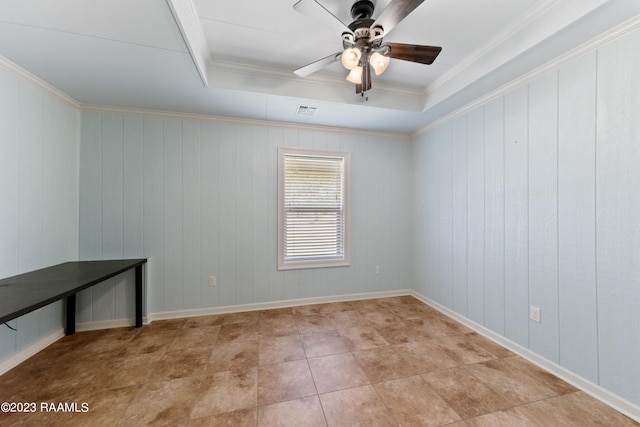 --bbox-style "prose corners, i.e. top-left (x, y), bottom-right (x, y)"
top-left (2, 19), bottom-right (638, 413)
top-left (78, 112), bottom-right (413, 318)
top-left (412, 28), bottom-right (640, 406)
top-left (0, 67), bottom-right (79, 361)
